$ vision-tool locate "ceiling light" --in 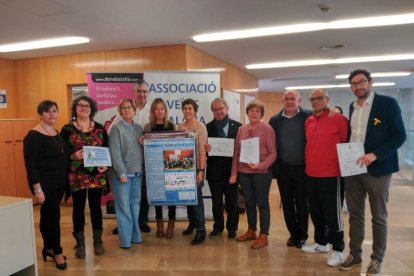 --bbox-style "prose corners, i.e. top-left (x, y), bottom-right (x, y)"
top-left (246, 53), bottom-right (414, 69)
top-left (335, 72), bottom-right (411, 79)
top-left (0, 36), bottom-right (90, 52)
top-left (233, 88), bottom-right (259, 93)
top-left (193, 12), bottom-right (414, 42)
top-left (286, 82), bottom-right (395, 90)
top-left (189, 68), bottom-right (226, 72)
top-left (193, 23), bottom-right (325, 42)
